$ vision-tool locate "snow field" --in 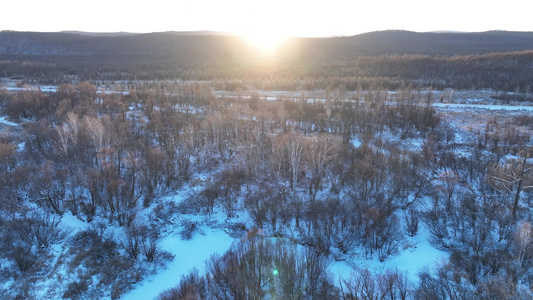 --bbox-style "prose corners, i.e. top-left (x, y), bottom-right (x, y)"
top-left (121, 226), bottom-right (234, 300)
